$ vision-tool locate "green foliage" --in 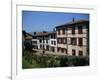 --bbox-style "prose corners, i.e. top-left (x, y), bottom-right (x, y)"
top-left (59, 56), bottom-right (69, 67)
top-left (22, 50), bottom-right (89, 69)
